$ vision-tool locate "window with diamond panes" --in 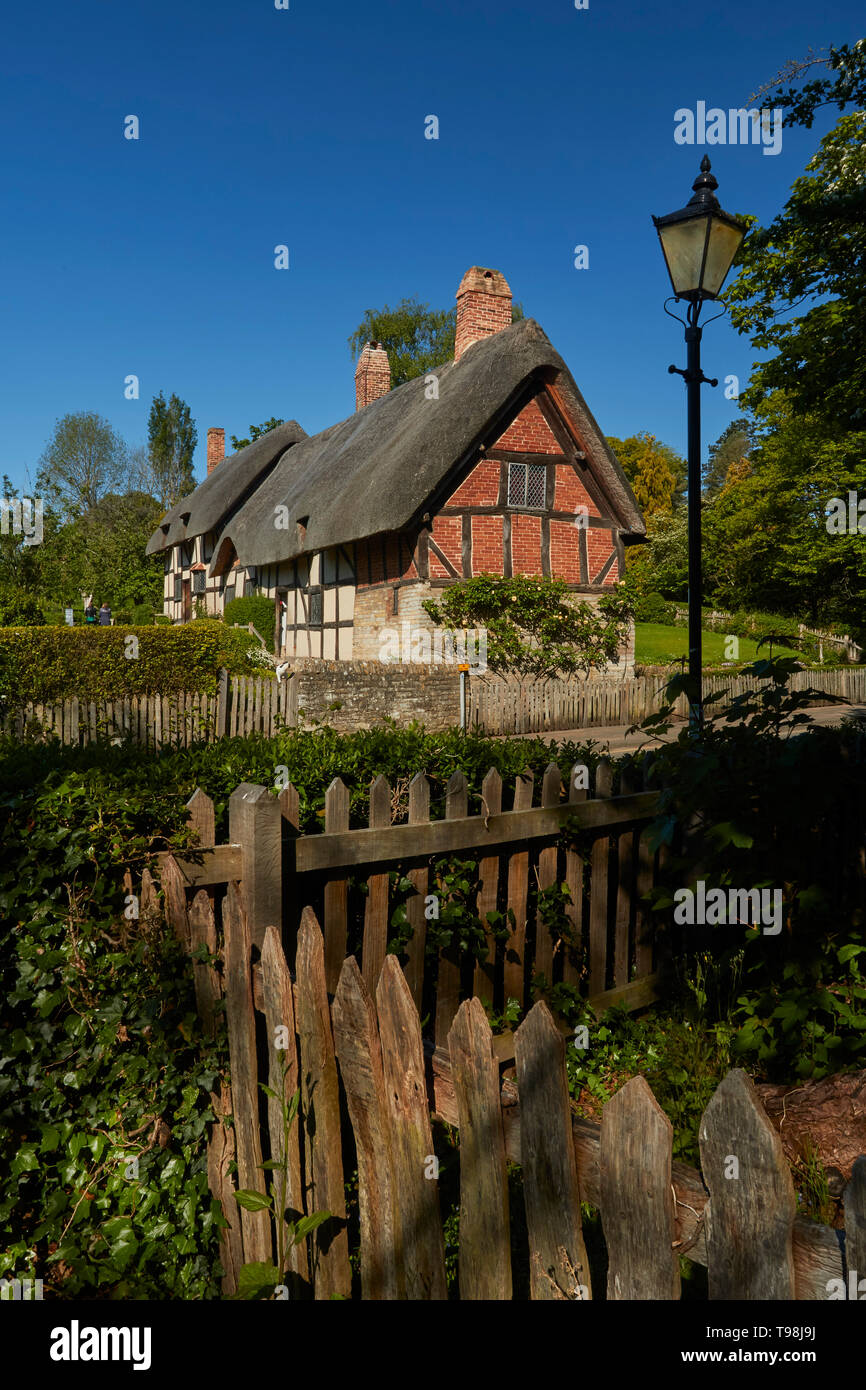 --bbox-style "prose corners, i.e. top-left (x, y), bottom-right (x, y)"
top-left (308, 590), bottom-right (323, 626)
top-left (192, 570), bottom-right (206, 594)
top-left (507, 461), bottom-right (547, 509)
